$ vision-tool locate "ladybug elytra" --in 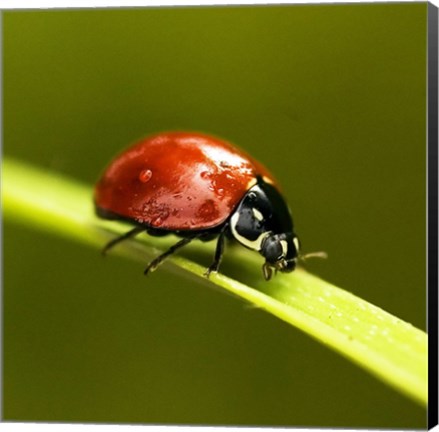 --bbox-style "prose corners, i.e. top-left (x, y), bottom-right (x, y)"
top-left (94, 131), bottom-right (301, 280)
